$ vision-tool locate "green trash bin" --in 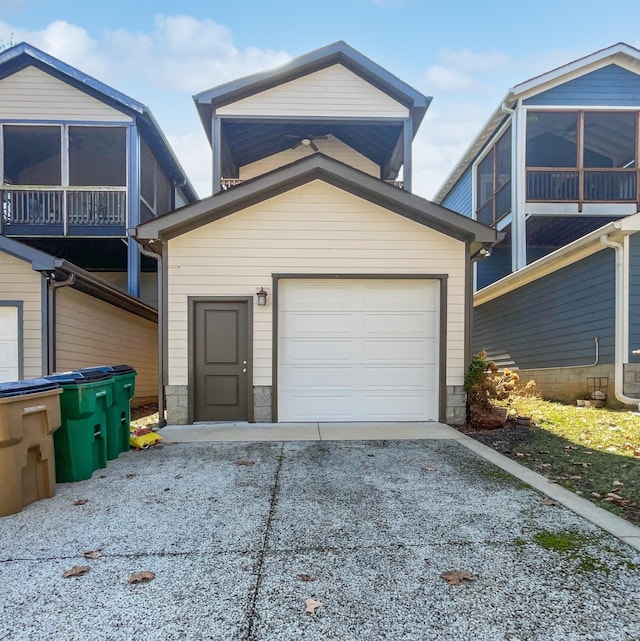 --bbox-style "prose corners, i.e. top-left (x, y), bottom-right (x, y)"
top-left (46, 370), bottom-right (113, 482)
top-left (76, 365), bottom-right (136, 460)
